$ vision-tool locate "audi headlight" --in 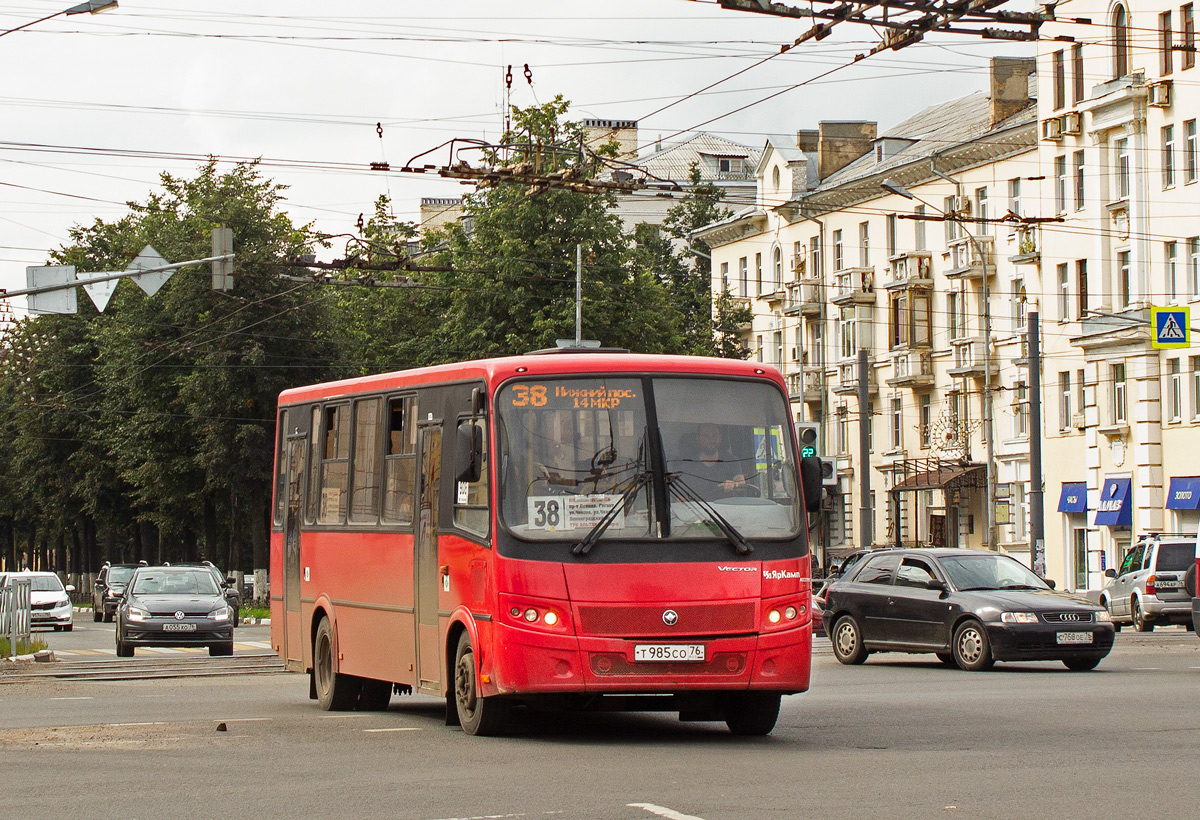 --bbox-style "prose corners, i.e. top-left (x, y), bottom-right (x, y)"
top-left (209, 608), bottom-right (230, 622)
top-left (128, 606), bottom-right (150, 622)
top-left (1000, 612), bottom-right (1039, 624)
top-left (1094, 610), bottom-right (1112, 623)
